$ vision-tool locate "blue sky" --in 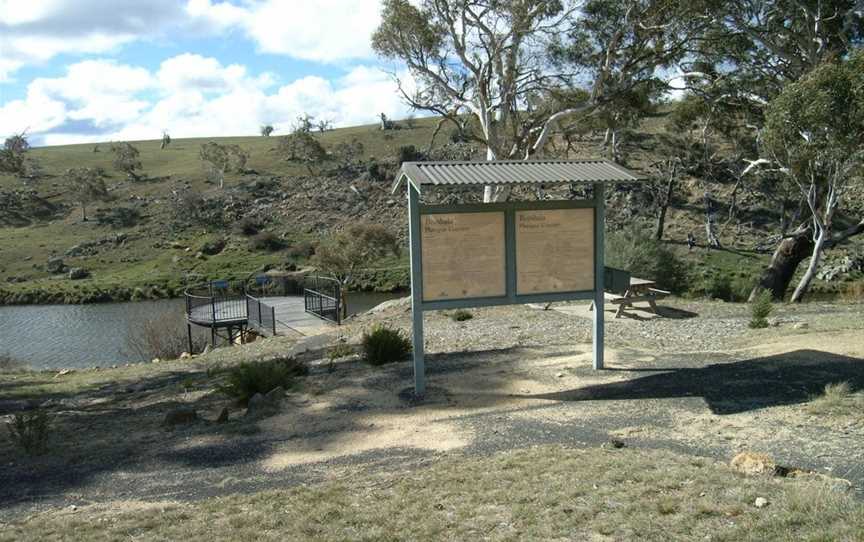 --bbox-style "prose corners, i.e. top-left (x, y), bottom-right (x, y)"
top-left (0, 0), bottom-right (414, 146)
